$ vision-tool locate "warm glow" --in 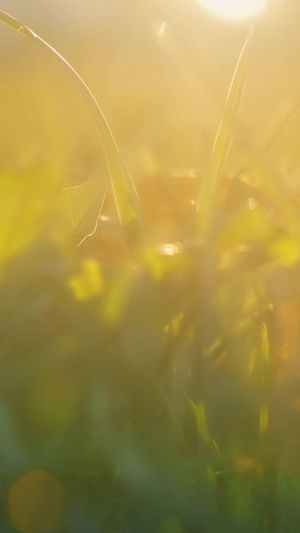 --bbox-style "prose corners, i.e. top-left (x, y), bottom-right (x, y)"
top-left (8, 470), bottom-right (63, 533)
top-left (198, 0), bottom-right (266, 19)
